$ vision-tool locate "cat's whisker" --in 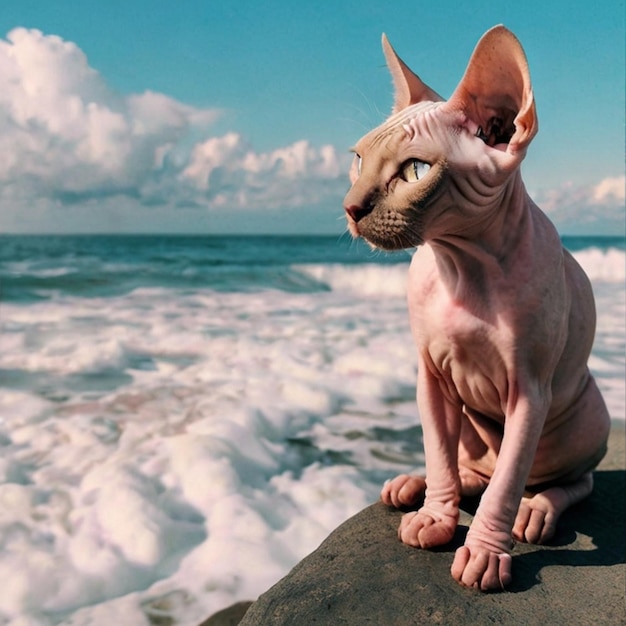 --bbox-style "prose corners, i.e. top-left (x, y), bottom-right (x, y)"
top-left (342, 84), bottom-right (388, 129)
top-left (349, 87), bottom-right (376, 122)
top-left (358, 83), bottom-right (388, 123)
top-left (336, 116), bottom-right (371, 134)
top-left (339, 230), bottom-right (364, 256)
top-left (336, 229), bottom-right (351, 245)
top-left (368, 99), bottom-right (387, 124)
